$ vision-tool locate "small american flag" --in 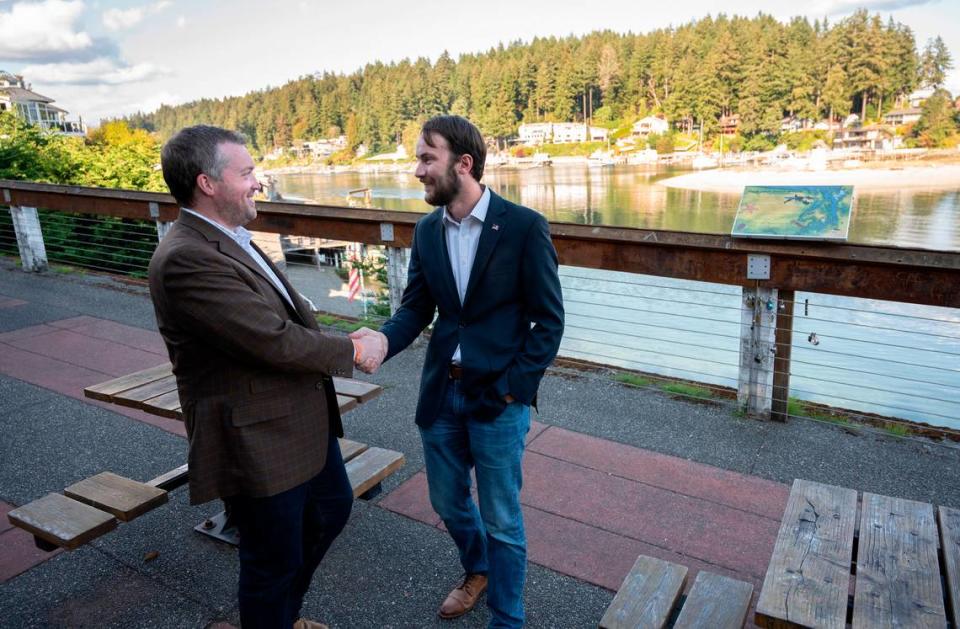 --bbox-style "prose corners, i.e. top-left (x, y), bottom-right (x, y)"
top-left (348, 263), bottom-right (362, 302)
